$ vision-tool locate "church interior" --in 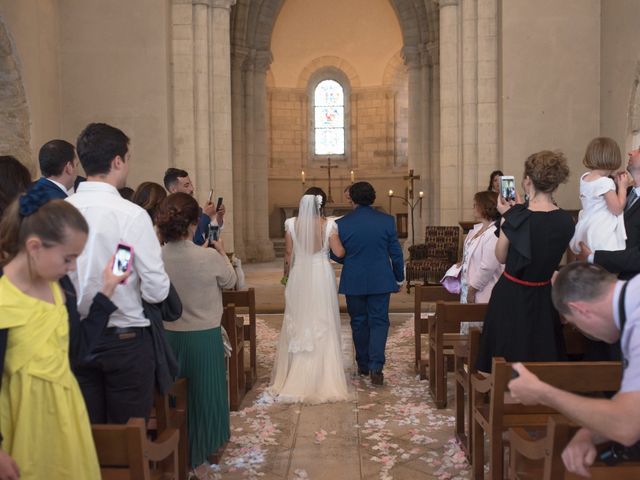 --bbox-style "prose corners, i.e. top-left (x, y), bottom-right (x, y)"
top-left (2, 0), bottom-right (640, 479)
